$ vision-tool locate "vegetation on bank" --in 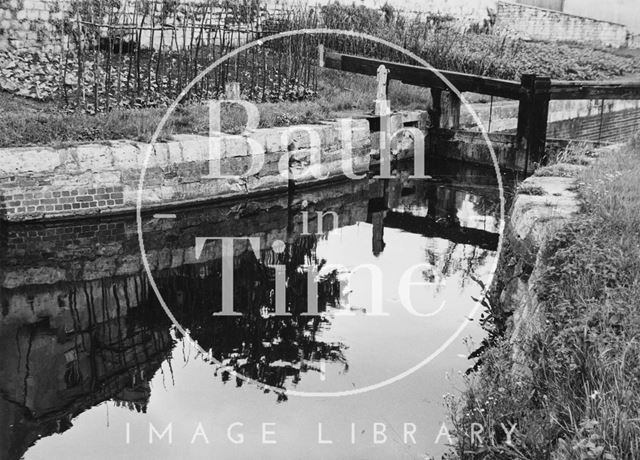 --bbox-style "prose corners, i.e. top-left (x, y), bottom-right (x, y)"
top-left (2, 1), bottom-right (640, 148)
top-left (0, 69), bottom-right (430, 148)
top-left (449, 143), bottom-right (640, 458)
top-left (2, 2), bottom-right (638, 109)
top-left (316, 3), bottom-right (640, 81)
